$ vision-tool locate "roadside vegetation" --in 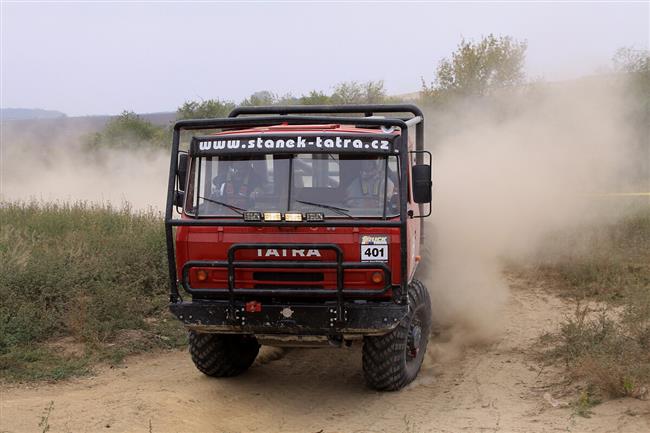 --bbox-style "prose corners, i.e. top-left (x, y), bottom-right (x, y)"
top-left (0, 201), bottom-right (185, 381)
top-left (513, 209), bottom-right (650, 405)
top-left (83, 110), bottom-right (169, 151)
